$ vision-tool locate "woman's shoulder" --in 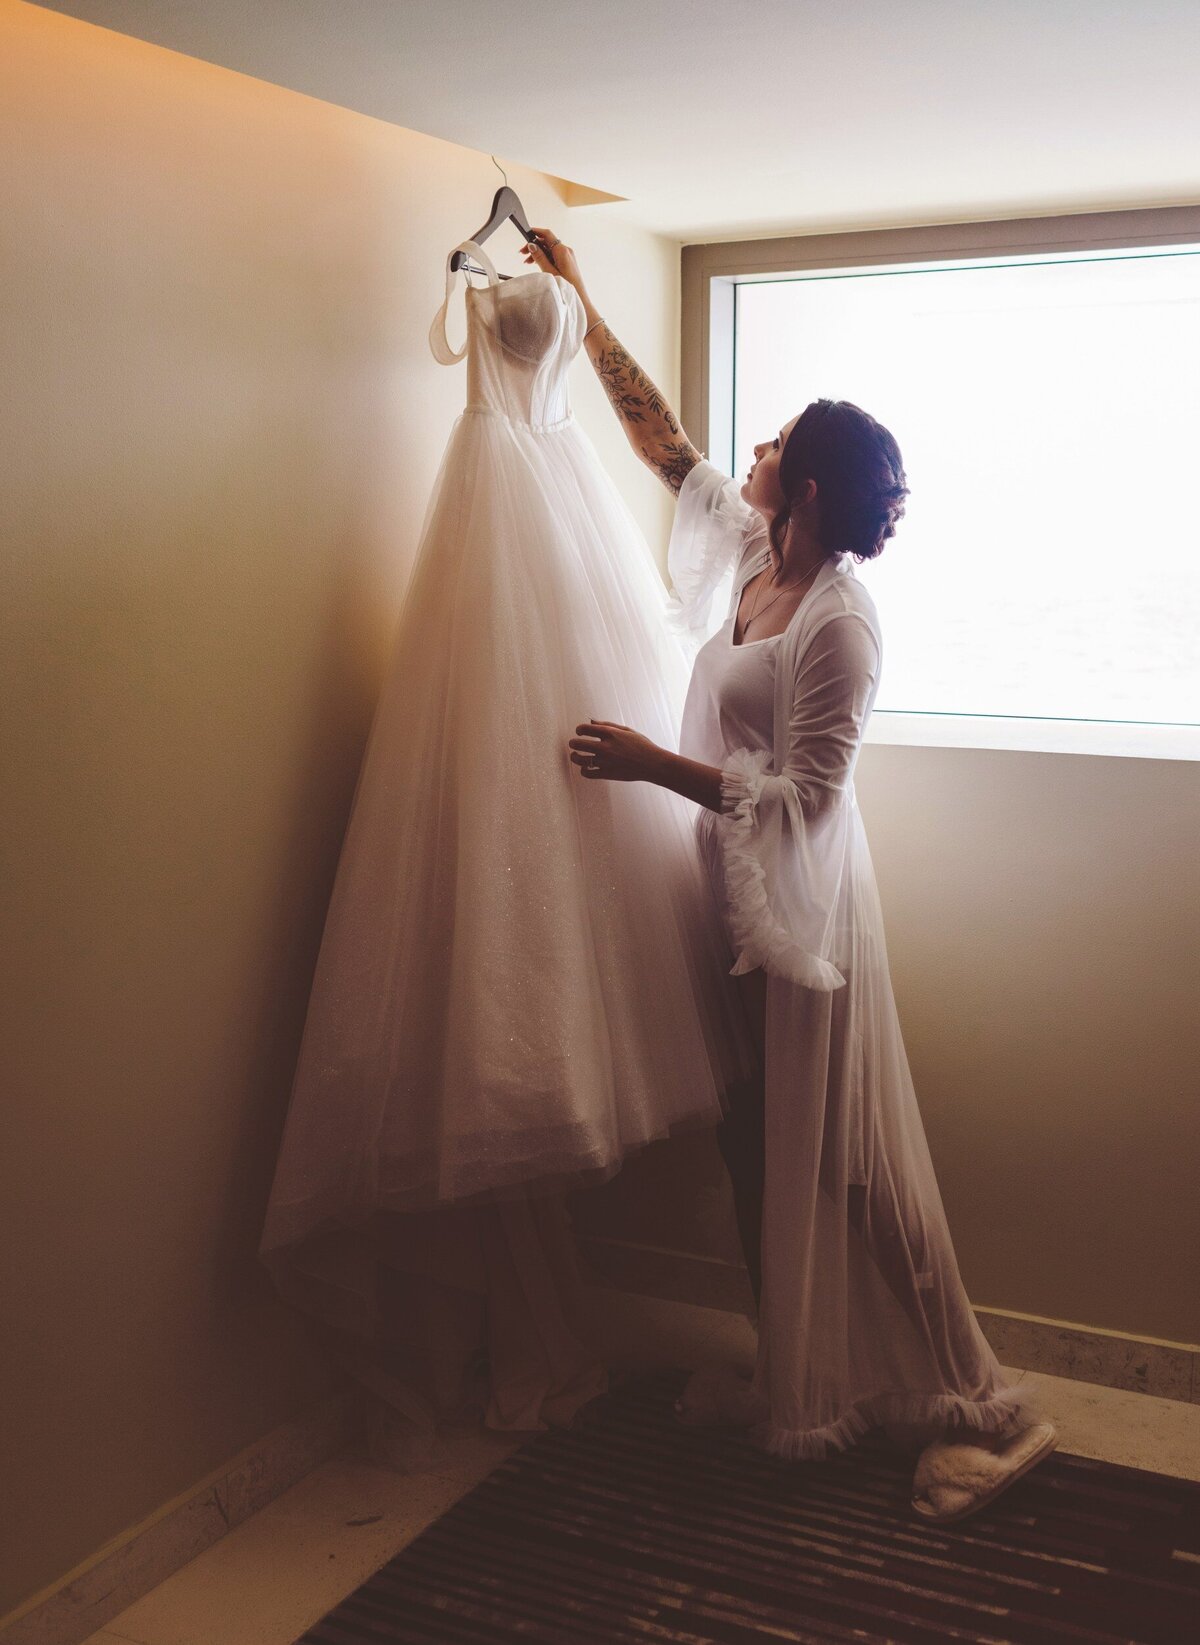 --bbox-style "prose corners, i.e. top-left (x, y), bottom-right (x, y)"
top-left (784, 558), bottom-right (881, 669)
top-left (818, 556), bottom-right (880, 630)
